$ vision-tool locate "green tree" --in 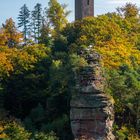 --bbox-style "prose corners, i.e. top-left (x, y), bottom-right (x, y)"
top-left (32, 3), bottom-right (43, 43)
top-left (33, 132), bottom-right (59, 140)
top-left (47, 0), bottom-right (68, 37)
top-left (39, 21), bottom-right (52, 46)
top-left (2, 45), bottom-right (51, 118)
top-left (18, 4), bottom-right (30, 43)
top-left (3, 121), bottom-right (31, 140)
top-left (24, 103), bottom-right (45, 131)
